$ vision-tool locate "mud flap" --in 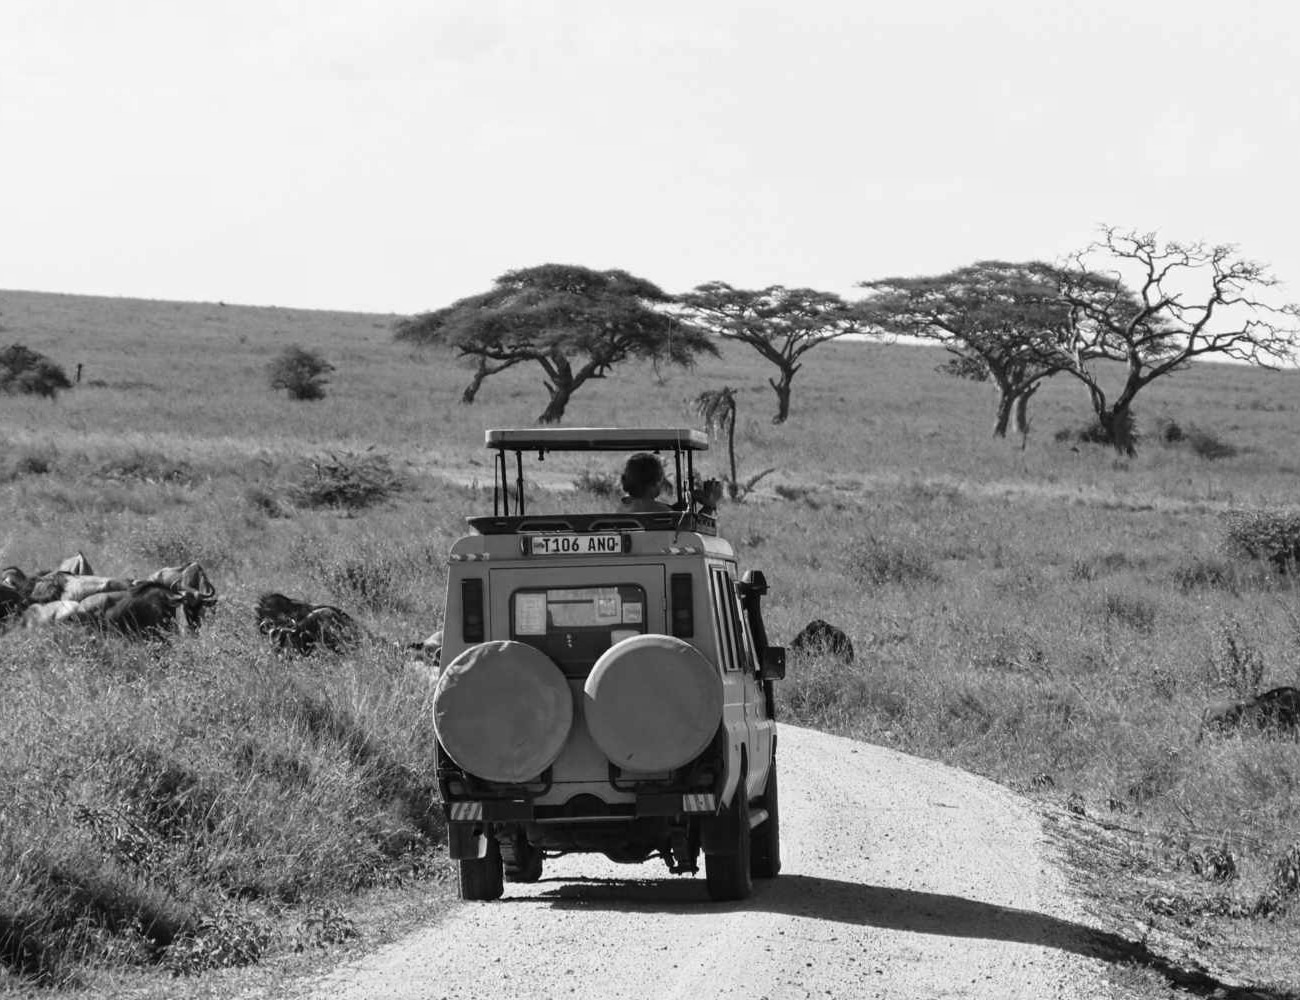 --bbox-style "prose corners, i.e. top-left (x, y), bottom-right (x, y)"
top-left (699, 796), bottom-right (743, 855)
top-left (448, 822), bottom-right (488, 860)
